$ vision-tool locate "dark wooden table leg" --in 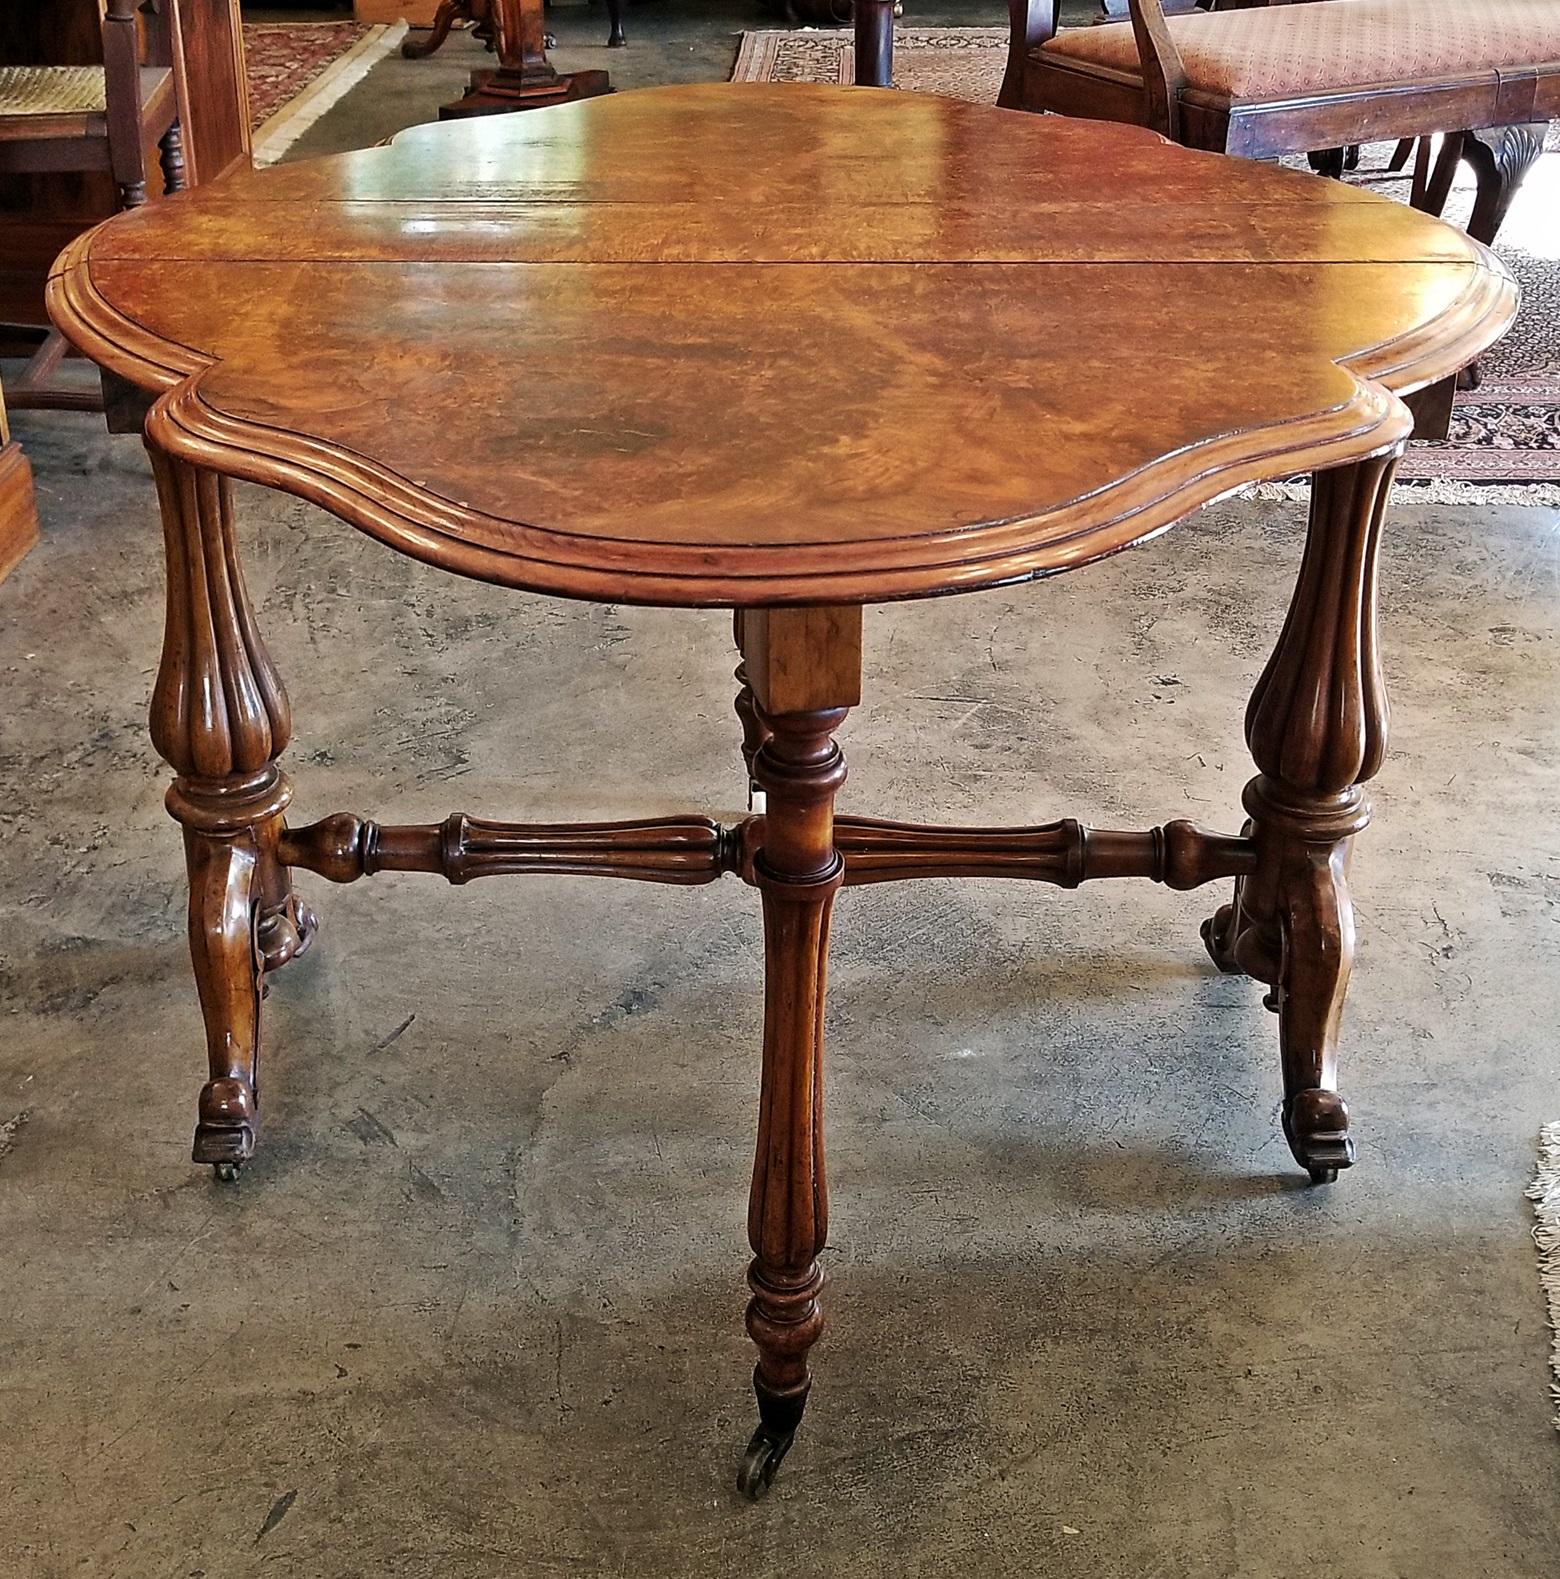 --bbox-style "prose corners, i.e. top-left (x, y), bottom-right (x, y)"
top-left (1202, 451), bottom-right (1399, 1183)
top-left (146, 447), bottom-right (314, 1182)
top-left (735, 606), bottom-right (861, 1498)
top-left (854, 0), bottom-right (895, 87)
